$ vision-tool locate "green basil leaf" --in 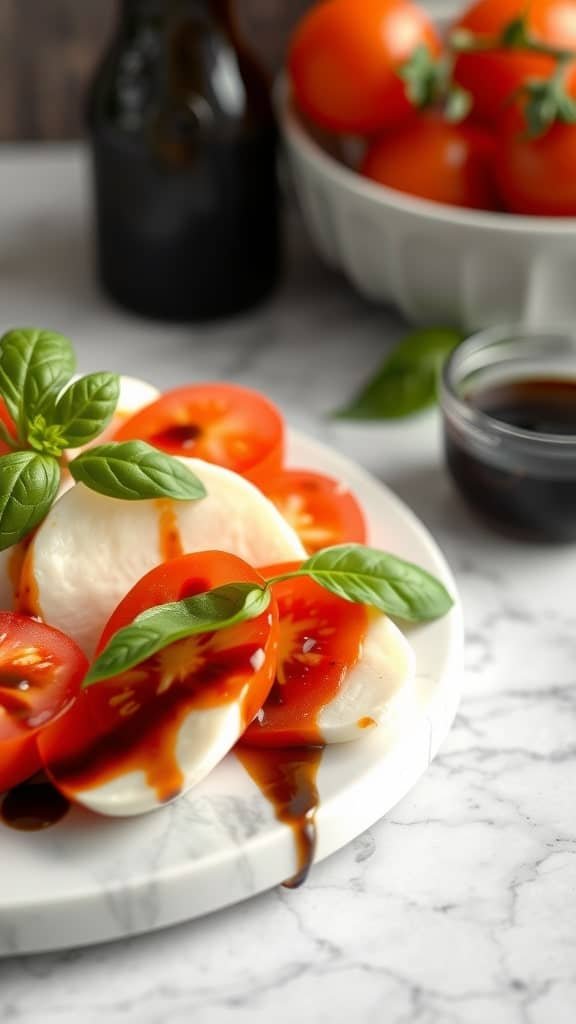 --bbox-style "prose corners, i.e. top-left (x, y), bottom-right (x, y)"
top-left (54, 372), bottom-right (120, 446)
top-left (69, 441), bottom-right (207, 501)
top-left (84, 583), bottom-right (270, 687)
top-left (27, 416), bottom-right (69, 458)
top-left (0, 451), bottom-right (60, 551)
top-left (296, 544), bottom-right (454, 622)
top-left (0, 328), bottom-right (76, 435)
top-left (335, 328), bottom-right (465, 420)
top-left (0, 420), bottom-right (18, 451)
